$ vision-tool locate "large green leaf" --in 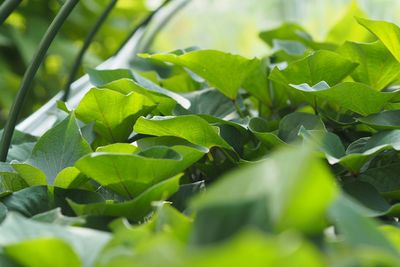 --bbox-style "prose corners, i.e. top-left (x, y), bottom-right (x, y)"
top-left (259, 22), bottom-right (334, 51)
top-left (76, 146), bottom-right (205, 198)
top-left (287, 82), bottom-right (398, 116)
top-left (269, 50), bottom-right (358, 86)
top-left (357, 17), bottom-right (400, 62)
top-left (302, 129), bottom-right (400, 173)
top-left (0, 186), bottom-right (104, 219)
top-left (0, 213), bottom-right (110, 267)
top-left (75, 88), bottom-right (155, 143)
top-left (134, 115), bottom-right (232, 150)
top-left (92, 74), bottom-right (190, 113)
top-left (329, 195), bottom-right (399, 257)
top-left (104, 230), bottom-right (325, 267)
top-left (358, 110), bottom-right (400, 129)
top-left (191, 145), bottom-right (338, 244)
top-left (140, 50), bottom-right (263, 100)
top-left (69, 174), bottom-right (181, 221)
top-left (249, 113), bottom-right (325, 147)
top-left (338, 41), bottom-right (400, 90)
top-left (359, 163), bottom-right (400, 196)
top-left (88, 68), bottom-right (134, 86)
top-left (174, 88), bottom-right (236, 118)
top-left (4, 238), bottom-right (82, 267)
top-left (326, 2), bottom-right (372, 44)
top-left (13, 114), bottom-right (91, 184)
